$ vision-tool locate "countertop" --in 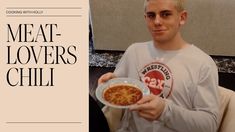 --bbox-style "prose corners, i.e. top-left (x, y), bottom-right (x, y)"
top-left (89, 51), bottom-right (235, 74)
